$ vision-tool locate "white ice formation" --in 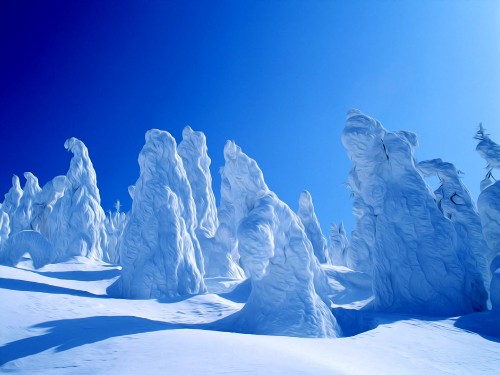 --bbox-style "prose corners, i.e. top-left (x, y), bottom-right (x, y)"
top-left (297, 190), bottom-right (330, 264)
top-left (220, 141), bottom-right (340, 338)
top-left (1, 175), bottom-right (23, 223)
top-left (107, 129), bottom-right (206, 299)
top-left (0, 230), bottom-right (56, 269)
top-left (329, 222), bottom-right (348, 267)
top-left (44, 137), bottom-right (106, 262)
top-left (342, 109), bottom-right (487, 316)
top-left (476, 126), bottom-right (500, 310)
top-left (103, 202), bottom-right (128, 264)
